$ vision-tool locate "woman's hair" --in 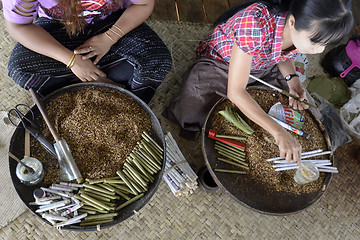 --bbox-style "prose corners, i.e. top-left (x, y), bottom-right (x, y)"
top-left (59, 0), bottom-right (124, 36)
top-left (291, 0), bottom-right (354, 46)
top-left (213, 0), bottom-right (354, 46)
